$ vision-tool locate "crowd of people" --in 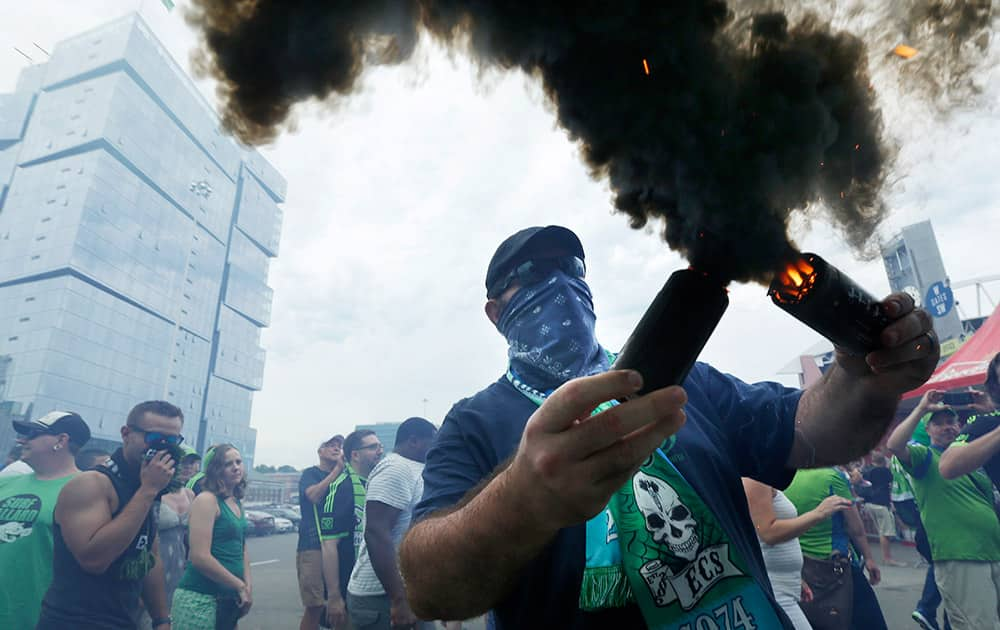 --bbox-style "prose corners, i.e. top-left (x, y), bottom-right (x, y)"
top-left (735, 358), bottom-right (1000, 630)
top-left (0, 399), bottom-right (443, 630)
top-left (0, 225), bottom-right (998, 629)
